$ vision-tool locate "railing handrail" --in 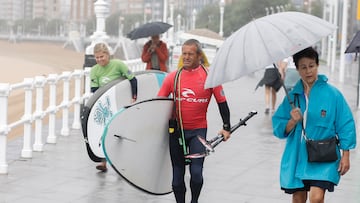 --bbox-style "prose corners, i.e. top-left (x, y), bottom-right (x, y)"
top-left (0, 58), bottom-right (146, 174)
